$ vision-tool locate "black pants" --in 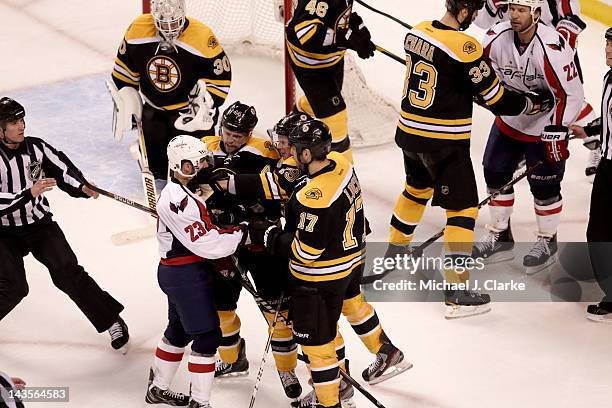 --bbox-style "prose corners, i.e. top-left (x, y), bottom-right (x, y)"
top-left (0, 219), bottom-right (124, 332)
top-left (586, 158), bottom-right (612, 307)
